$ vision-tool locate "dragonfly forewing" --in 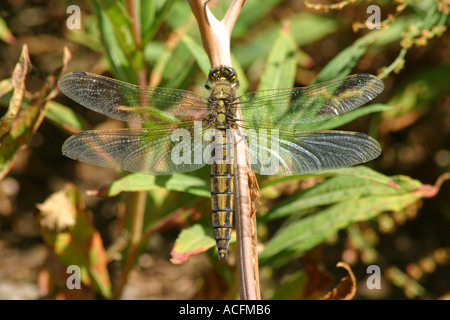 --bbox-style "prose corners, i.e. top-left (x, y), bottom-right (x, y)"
top-left (58, 72), bottom-right (210, 125)
top-left (238, 73), bottom-right (384, 129)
